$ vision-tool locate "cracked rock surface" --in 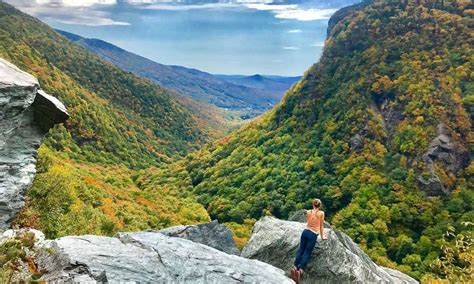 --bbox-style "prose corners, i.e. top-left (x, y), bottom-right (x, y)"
top-left (0, 58), bottom-right (68, 230)
top-left (242, 217), bottom-right (417, 284)
top-left (157, 219), bottom-right (240, 255)
top-left (37, 231), bottom-right (293, 283)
